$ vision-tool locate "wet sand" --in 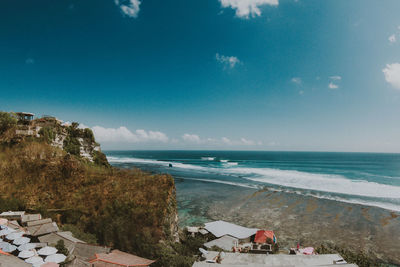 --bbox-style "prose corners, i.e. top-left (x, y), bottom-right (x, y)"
top-left (176, 179), bottom-right (400, 265)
